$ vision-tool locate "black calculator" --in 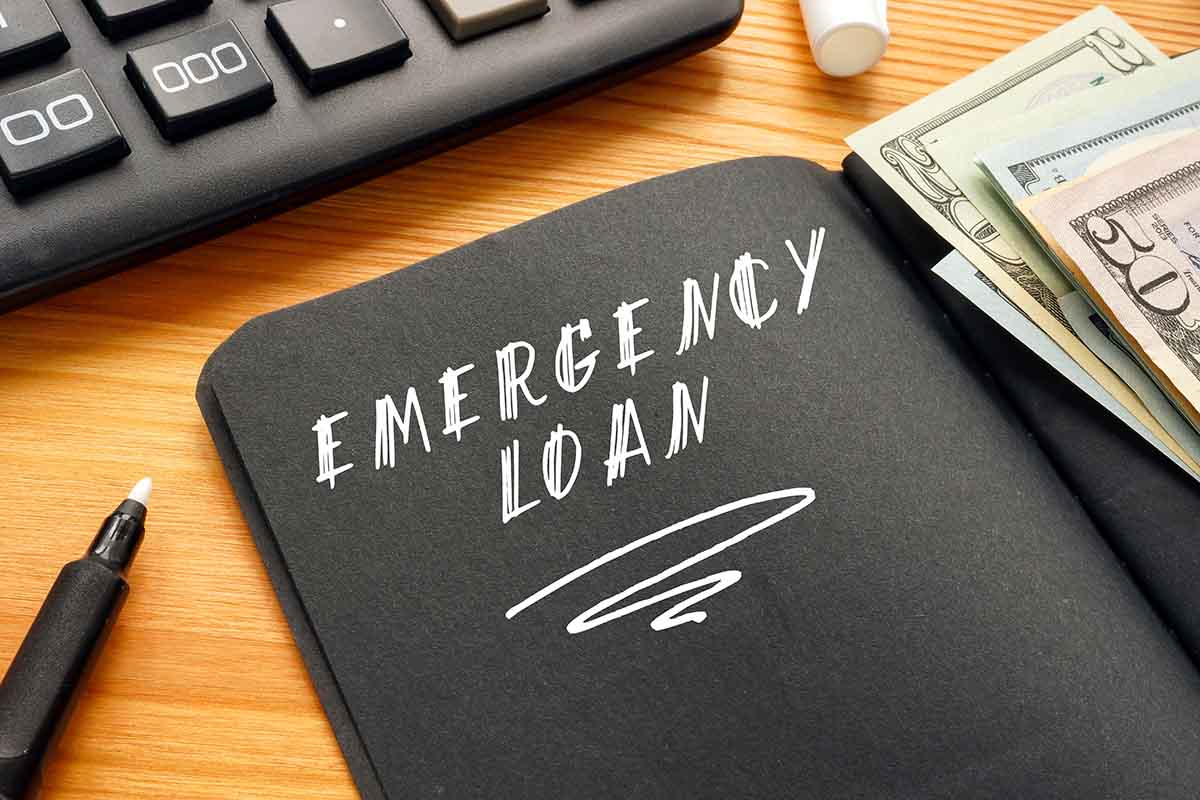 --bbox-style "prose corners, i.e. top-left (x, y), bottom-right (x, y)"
top-left (0, 0), bottom-right (741, 310)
